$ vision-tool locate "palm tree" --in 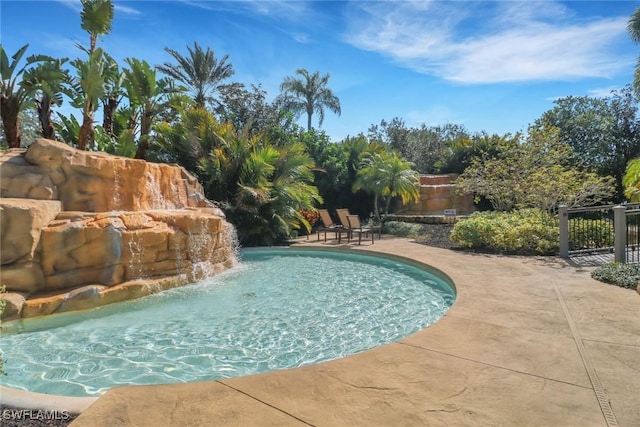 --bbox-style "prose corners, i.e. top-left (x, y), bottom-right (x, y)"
top-left (71, 48), bottom-right (111, 150)
top-left (101, 54), bottom-right (125, 139)
top-left (22, 56), bottom-right (70, 140)
top-left (123, 58), bottom-right (177, 159)
top-left (76, 0), bottom-right (114, 149)
top-left (354, 150), bottom-right (419, 219)
top-left (628, 8), bottom-right (640, 95)
top-left (156, 42), bottom-right (234, 109)
top-left (278, 69), bottom-right (341, 131)
top-left (268, 141), bottom-right (323, 234)
top-left (0, 44), bottom-right (41, 147)
top-left (81, 0), bottom-right (114, 55)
